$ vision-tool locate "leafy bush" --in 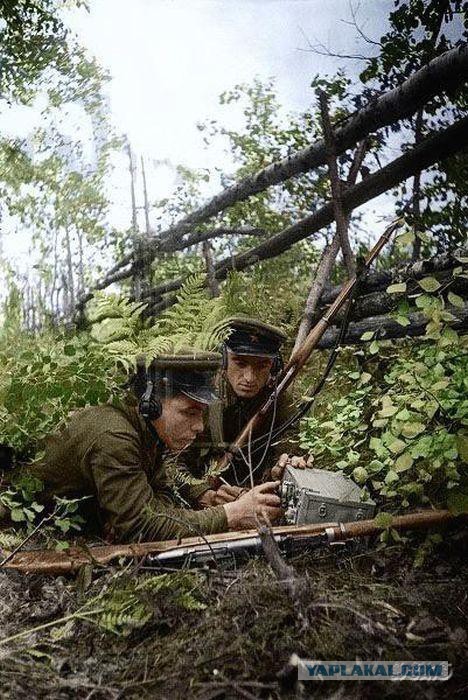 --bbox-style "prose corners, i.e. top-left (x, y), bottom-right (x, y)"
top-left (300, 342), bottom-right (467, 512)
top-left (0, 330), bottom-right (120, 456)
